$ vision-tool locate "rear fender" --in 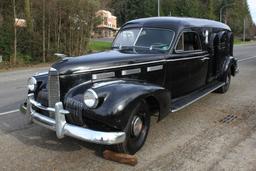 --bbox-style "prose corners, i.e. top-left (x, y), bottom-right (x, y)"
top-left (222, 56), bottom-right (238, 78)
